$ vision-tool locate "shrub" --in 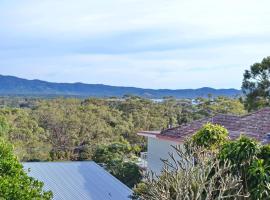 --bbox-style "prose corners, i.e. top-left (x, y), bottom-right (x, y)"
top-left (132, 145), bottom-right (244, 200)
top-left (0, 116), bottom-right (9, 137)
top-left (219, 136), bottom-right (270, 199)
top-left (93, 141), bottom-right (142, 188)
top-left (0, 139), bottom-right (52, 200)
top-left (191, 123), bottom-right (229, 150)
top-left (258, 145), bottom-right (270, 165)
top-left (219, 136), bottom-right (260, 167)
